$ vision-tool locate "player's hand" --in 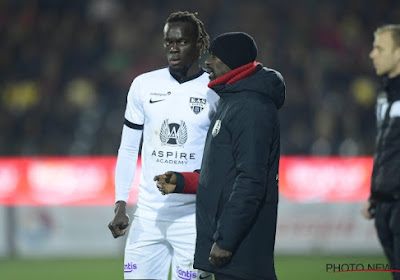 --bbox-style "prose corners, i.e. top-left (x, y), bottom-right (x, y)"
top-left (209, 242), bottom-right (232, 267)
top-left (361, 201), bottom-right (374, 220)
top-left (108, 201), bottom-right (130, 238)
top-left (154, 171), bottom-right (177, 195)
